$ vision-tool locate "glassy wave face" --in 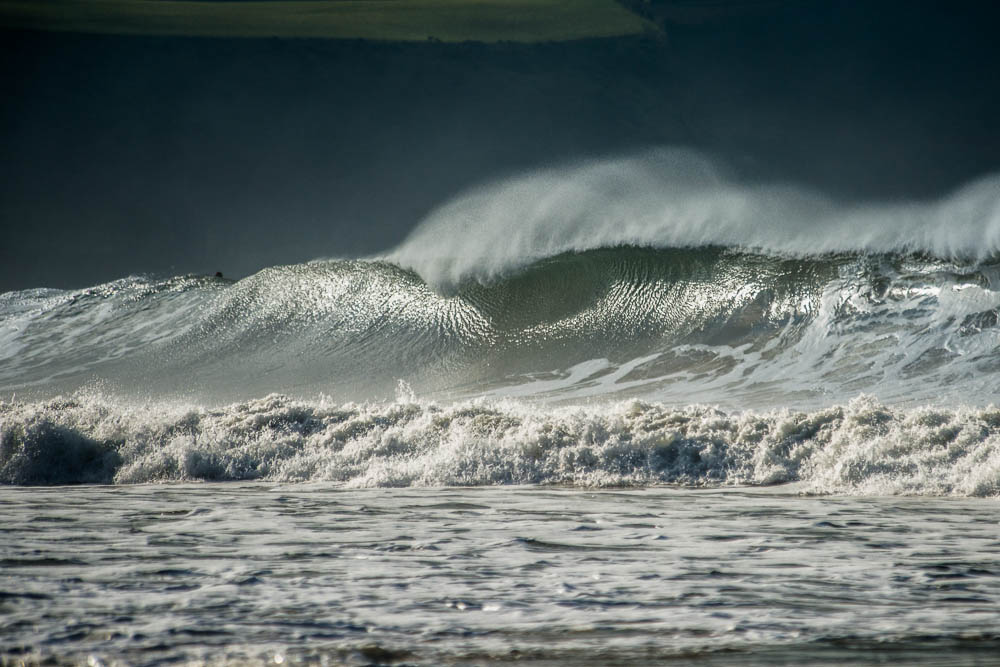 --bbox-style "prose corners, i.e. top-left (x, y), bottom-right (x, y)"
top-left (2, 149), bottom-right (1000, 491)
